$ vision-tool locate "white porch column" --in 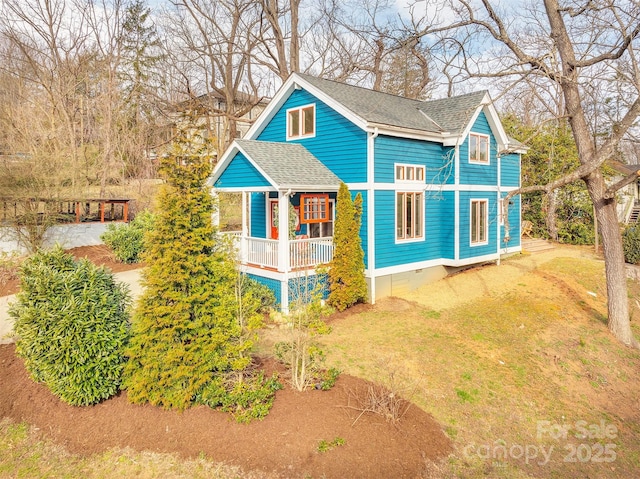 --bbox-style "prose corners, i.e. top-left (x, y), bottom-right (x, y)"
top-left (277, 191), bottom-right (291, 313)
top-left (240, 191), bottom-right (248, 264)
top-left (277, 192), bottom-right (290, 272)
